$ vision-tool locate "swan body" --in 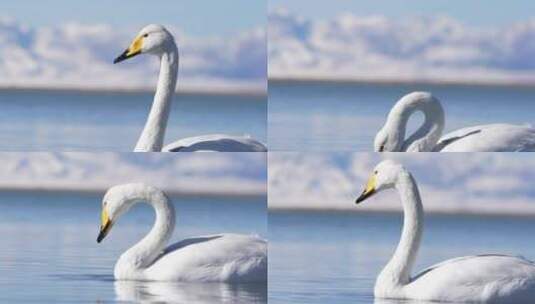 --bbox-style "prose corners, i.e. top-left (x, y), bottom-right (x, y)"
top-left (437, 124), bottom-right (535, 152)
top-left (163, 134), bottom-right (267, 152)
top-left (374, 92), bottom-right (535, 152)
top-left (402, 255), bottom-right (535, 302)
top-left (97, 183), bottom-right (267, 282)
top-left (355, 160), bottom-right (535, 303)
top-left (114, 24), bottom-right (267, 152)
